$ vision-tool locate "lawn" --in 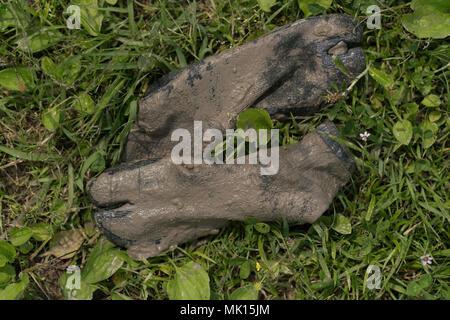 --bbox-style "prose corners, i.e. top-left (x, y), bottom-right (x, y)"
top-left (0, 0), bottom-right (448, 300)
